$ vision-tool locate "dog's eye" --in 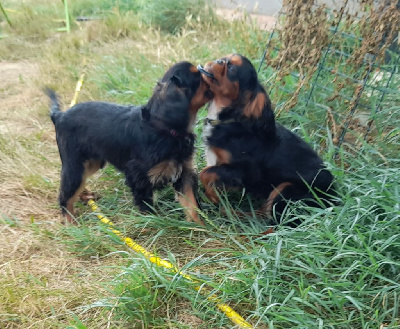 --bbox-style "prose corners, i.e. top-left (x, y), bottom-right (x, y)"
top-left (227, 62), bottom-right (236, 72)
